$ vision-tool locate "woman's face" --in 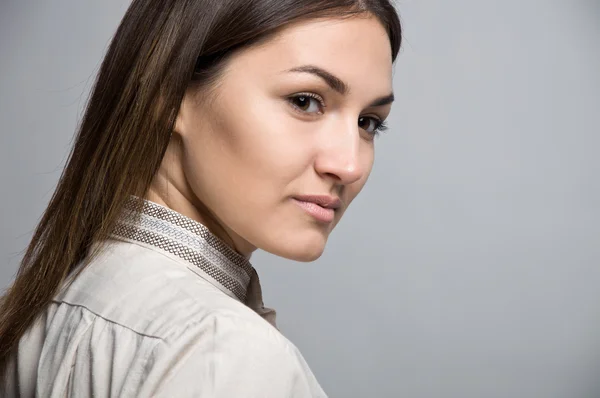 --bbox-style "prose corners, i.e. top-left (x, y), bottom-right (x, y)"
top-left (162, 15), bottom-right (394, 261)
